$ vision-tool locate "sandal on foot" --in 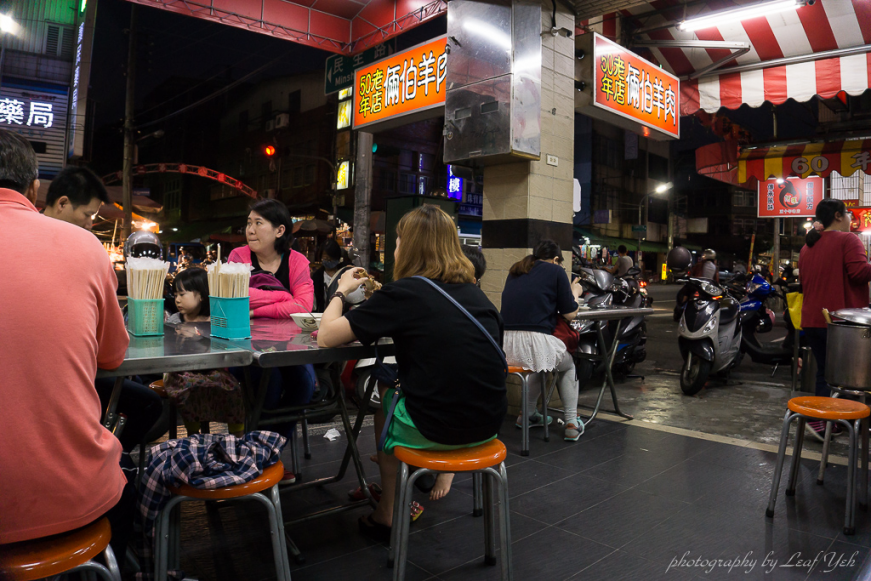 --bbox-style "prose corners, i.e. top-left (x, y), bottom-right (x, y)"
top-left (348, 483), bottom-right (382, 502)
top-left (358, 514), bottom-right (392, 543)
